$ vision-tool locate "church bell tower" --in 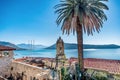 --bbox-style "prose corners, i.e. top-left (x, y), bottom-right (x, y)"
top-left (56, 37), bottom-right (66, 68)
